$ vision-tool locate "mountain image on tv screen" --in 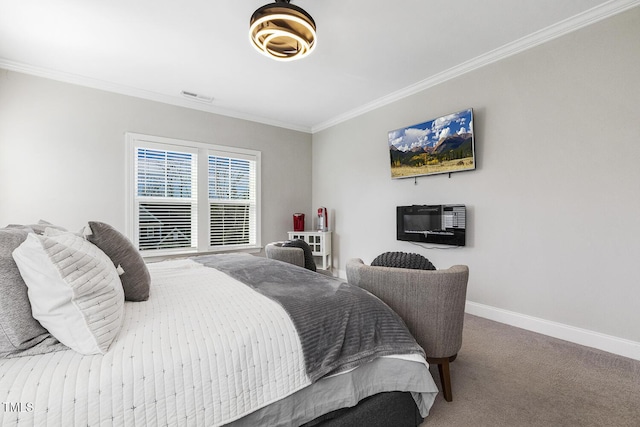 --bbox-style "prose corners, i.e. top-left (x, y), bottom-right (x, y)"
top-left (388, 108), bottom-right (475, 179)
